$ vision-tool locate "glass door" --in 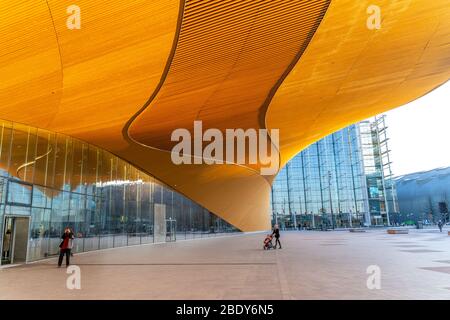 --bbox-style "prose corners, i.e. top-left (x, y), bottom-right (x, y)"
top-left (1, 216), bottom-right (30, 265)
